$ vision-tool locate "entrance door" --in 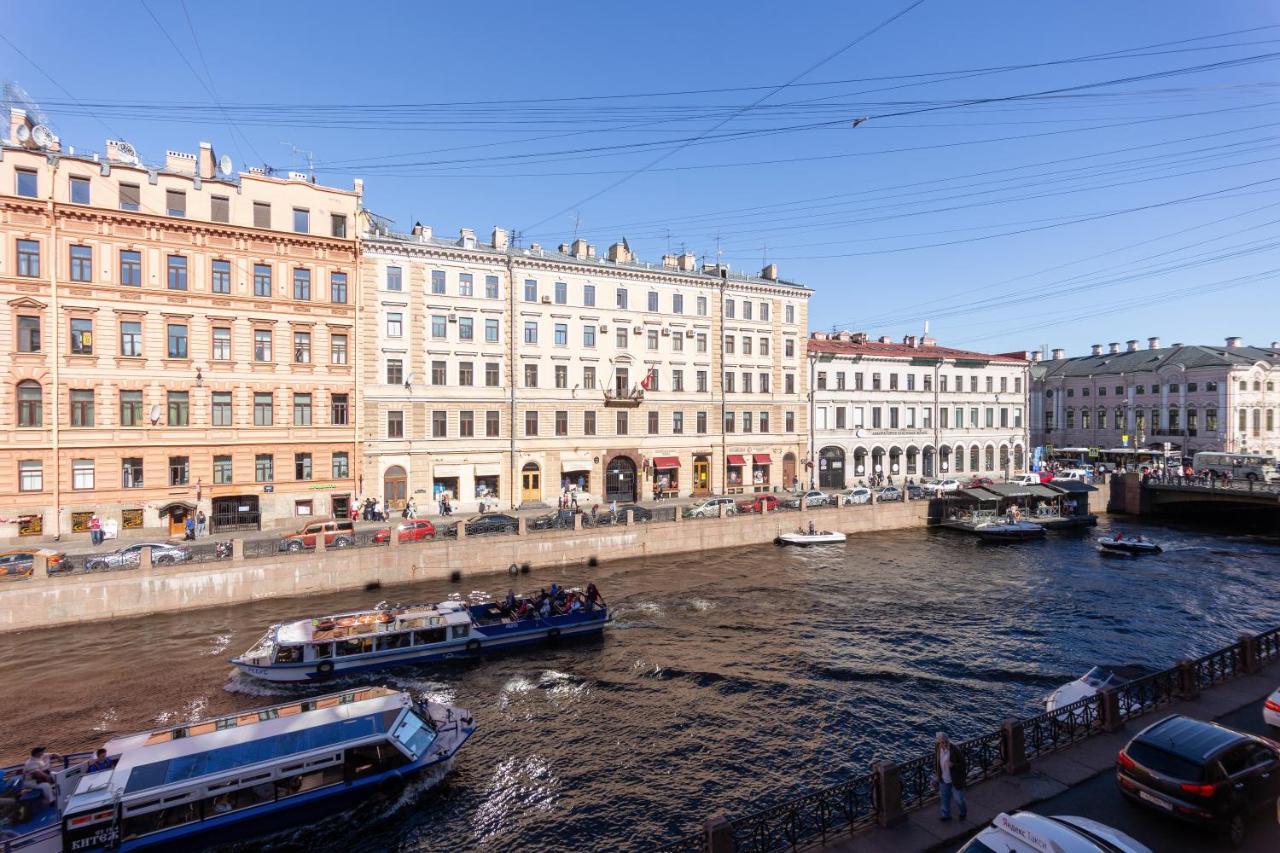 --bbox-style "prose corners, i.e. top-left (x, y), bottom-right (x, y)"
top-left (383, 466), bottom-right (408, 510)
top-left (521, 463), bottom-right (541, 503)
top-left (212, 496), bottom-right (261, 532)
top-left (818, 446), bottom-right (845, 489)
top-left (332, 494), bottom-right (351, 520)
top-left (168, 507), bottom-right (188, 536)
top-left (693, 456), bottom-right (711, 495)
top-left (605, 456), bottom-right (637, 503)
top-left (782, 453), bottom-right (796, 489)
